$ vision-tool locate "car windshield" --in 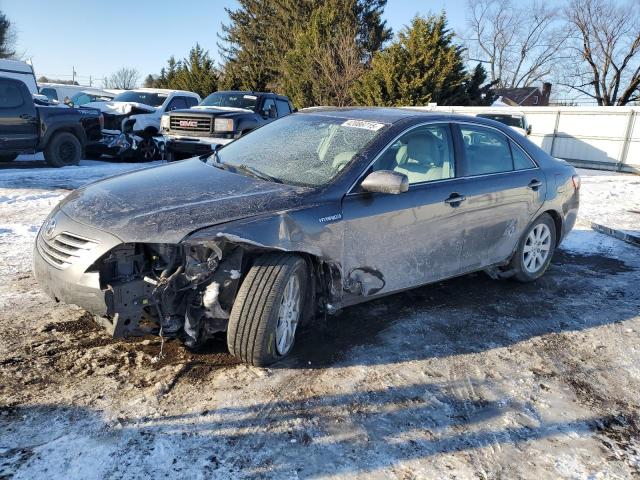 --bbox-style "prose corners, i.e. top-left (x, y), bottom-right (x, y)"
top-left (478, 114), bottom-right (525, 129)
top-left (212, 114), bottom-right (388, 187)
top-left (200, 92), bottom-right (259, 110)
top-left (112, 91), bottom-right (167, 107)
